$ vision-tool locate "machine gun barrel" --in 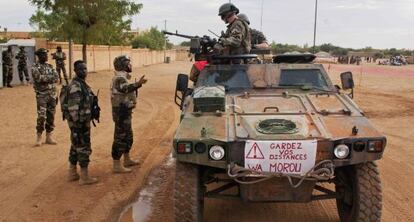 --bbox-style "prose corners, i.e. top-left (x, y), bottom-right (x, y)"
top-left (162, 31), bottom-right (197, 39)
